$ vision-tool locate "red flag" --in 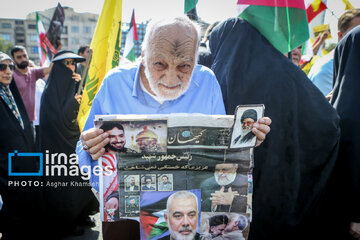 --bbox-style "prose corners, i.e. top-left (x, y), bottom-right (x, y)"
top-left (306, 1), bottom-right (327, 23)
